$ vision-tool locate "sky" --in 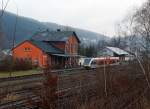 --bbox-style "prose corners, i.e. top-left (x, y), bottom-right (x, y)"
top-left (4, 0), bottom-right (146, 37)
